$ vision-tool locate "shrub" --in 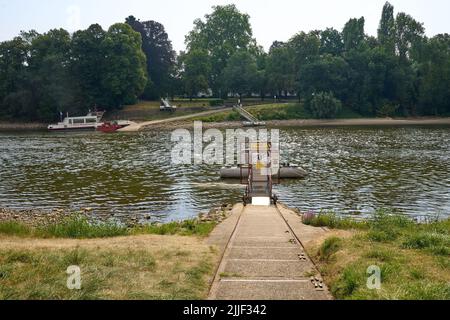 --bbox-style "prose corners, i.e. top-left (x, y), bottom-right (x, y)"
top-left (377, 103), bottom-right (399, 117)
top-left (307, 92), bottom-right (342, 119)
top-left (209, 99), bottom-right (224, 107)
